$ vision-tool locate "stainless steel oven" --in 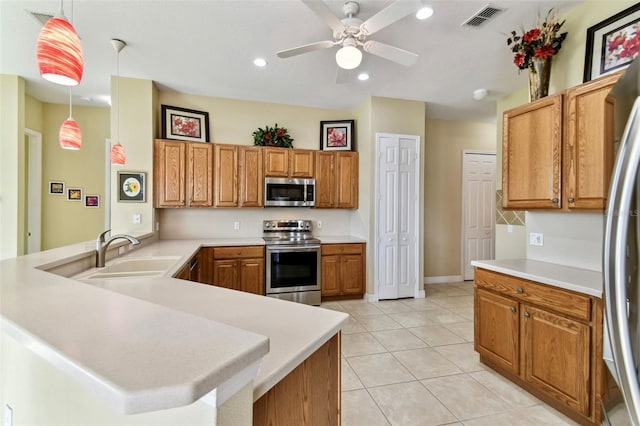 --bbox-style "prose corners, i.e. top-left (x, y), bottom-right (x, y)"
top-left (263, 220), bottom-right (321, 305)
